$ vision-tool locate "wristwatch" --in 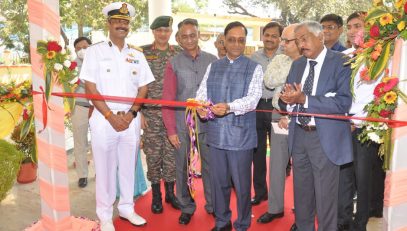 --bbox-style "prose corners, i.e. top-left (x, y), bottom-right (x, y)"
top-left (129, 109), bottom-right (138, 118)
